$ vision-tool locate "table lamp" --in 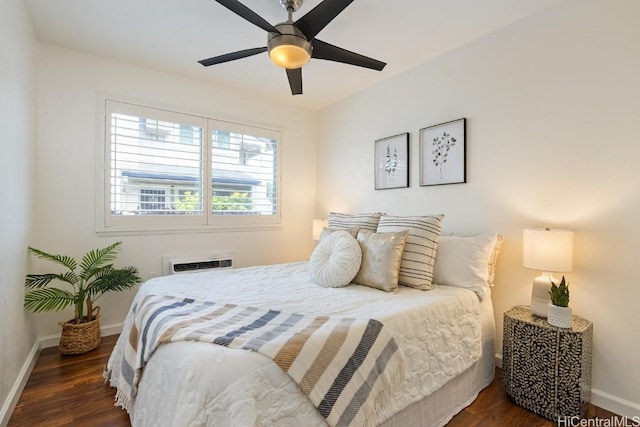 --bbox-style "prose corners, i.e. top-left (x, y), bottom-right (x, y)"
top-left (522, 228), bottom-right (574, 318)
top-left (312, 219), bottom-right (328, 241)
